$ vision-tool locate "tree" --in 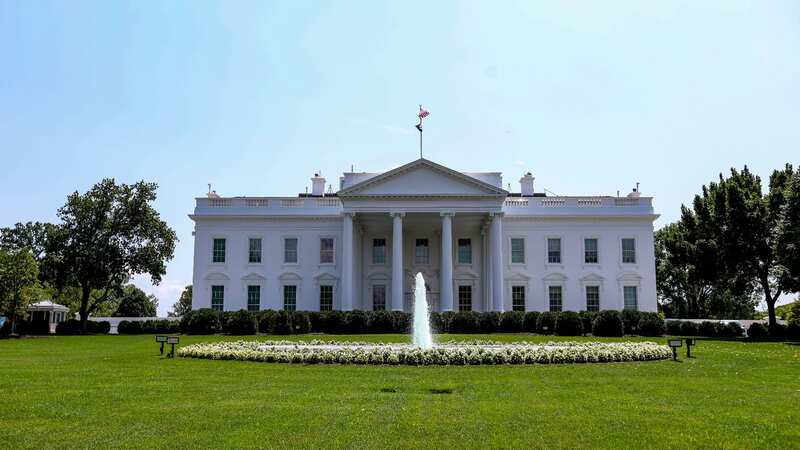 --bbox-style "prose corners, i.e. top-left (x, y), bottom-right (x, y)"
top-left (49, 179), bottom-right (177, 331)
top-left (661, 165), bottom-right (800, 327)
top-left (112, 284), bottom-right (157, 317)
top-left (169, 285), bottom-right (192, 317)
top-left (0, 248), bottom-right (40, 333)
top-left (0, 221), bottom-right (58, 283)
